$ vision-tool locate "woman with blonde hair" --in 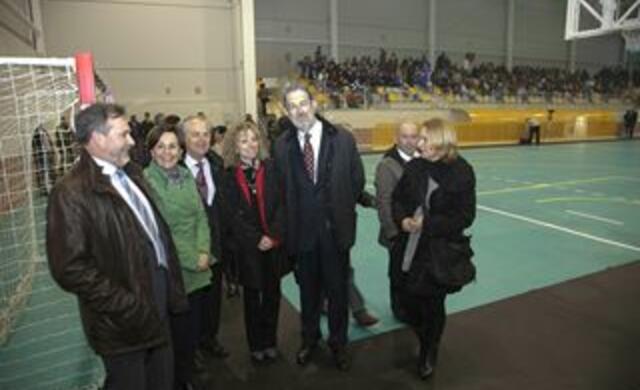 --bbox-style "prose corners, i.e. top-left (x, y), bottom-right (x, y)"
top-left (391, 118), bottom-right (476, 379)
top-left (221, 121), bottom-right (290, 363)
